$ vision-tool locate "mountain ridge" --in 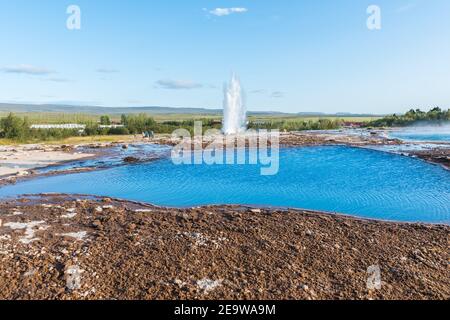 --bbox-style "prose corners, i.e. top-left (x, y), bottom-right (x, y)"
top-left (0, 103), bottom-right (382, 117)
